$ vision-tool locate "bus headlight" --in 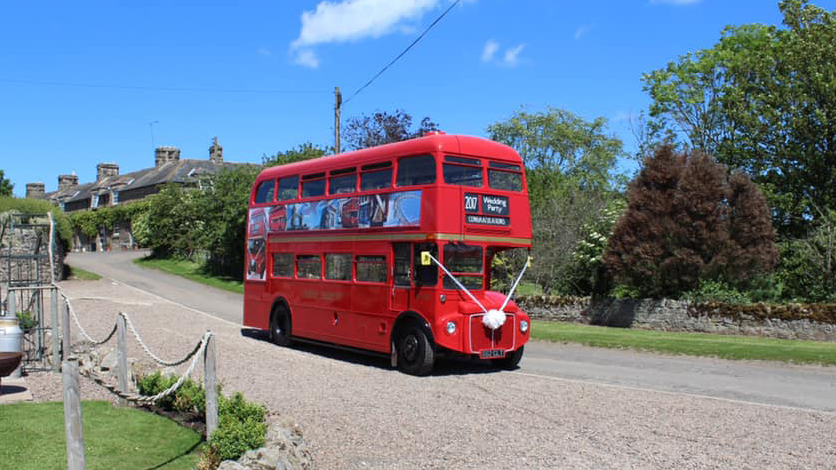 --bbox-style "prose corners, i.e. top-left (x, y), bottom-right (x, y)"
top-left (446, 321), bottom-right (457, 335)
top-left (520, 320), bottom-right (529, 333)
